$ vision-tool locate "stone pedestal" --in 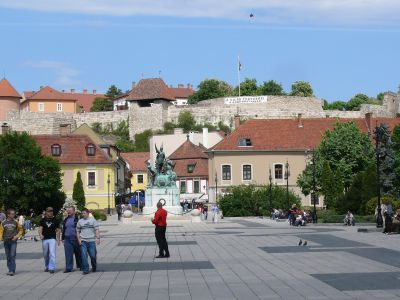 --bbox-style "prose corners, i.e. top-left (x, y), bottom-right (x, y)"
top-left (122, 210), bottom-right (133, 224)
top-left (143, 186), bottom-right (183, 216)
